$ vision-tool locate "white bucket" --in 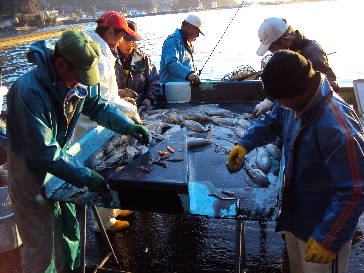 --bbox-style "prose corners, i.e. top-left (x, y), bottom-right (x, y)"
top-left (0, 86), bottom-right (8, 111)
top-left (164, 82), bottom-right (191, 103)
